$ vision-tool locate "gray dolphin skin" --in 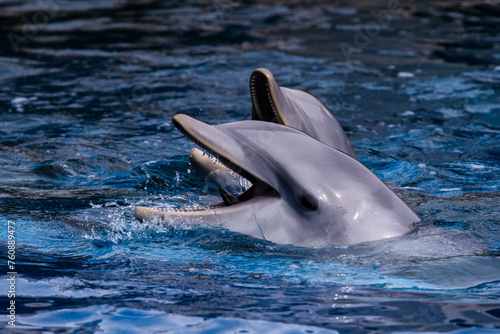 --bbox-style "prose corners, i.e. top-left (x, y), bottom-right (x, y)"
top-left (134, 114), bottom-right (420, 247)
top-left (189, 68), bottom-right (358, 190)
